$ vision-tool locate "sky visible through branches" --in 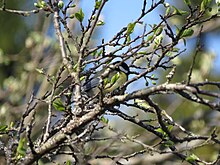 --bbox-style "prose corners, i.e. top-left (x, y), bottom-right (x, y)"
top-left (81, 0), bottom-right (220, 73)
